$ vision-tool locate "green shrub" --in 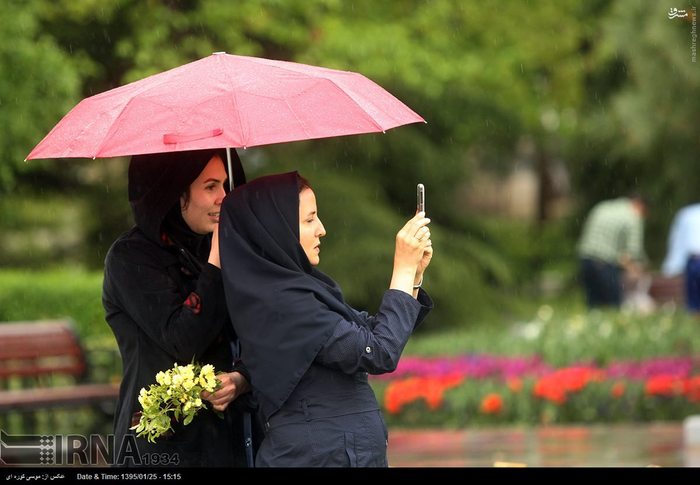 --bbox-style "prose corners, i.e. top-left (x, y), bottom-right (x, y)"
top-left (0, 268), bottom-right (108, 339)
top-left (403, 305), bottom-right (700, 366)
